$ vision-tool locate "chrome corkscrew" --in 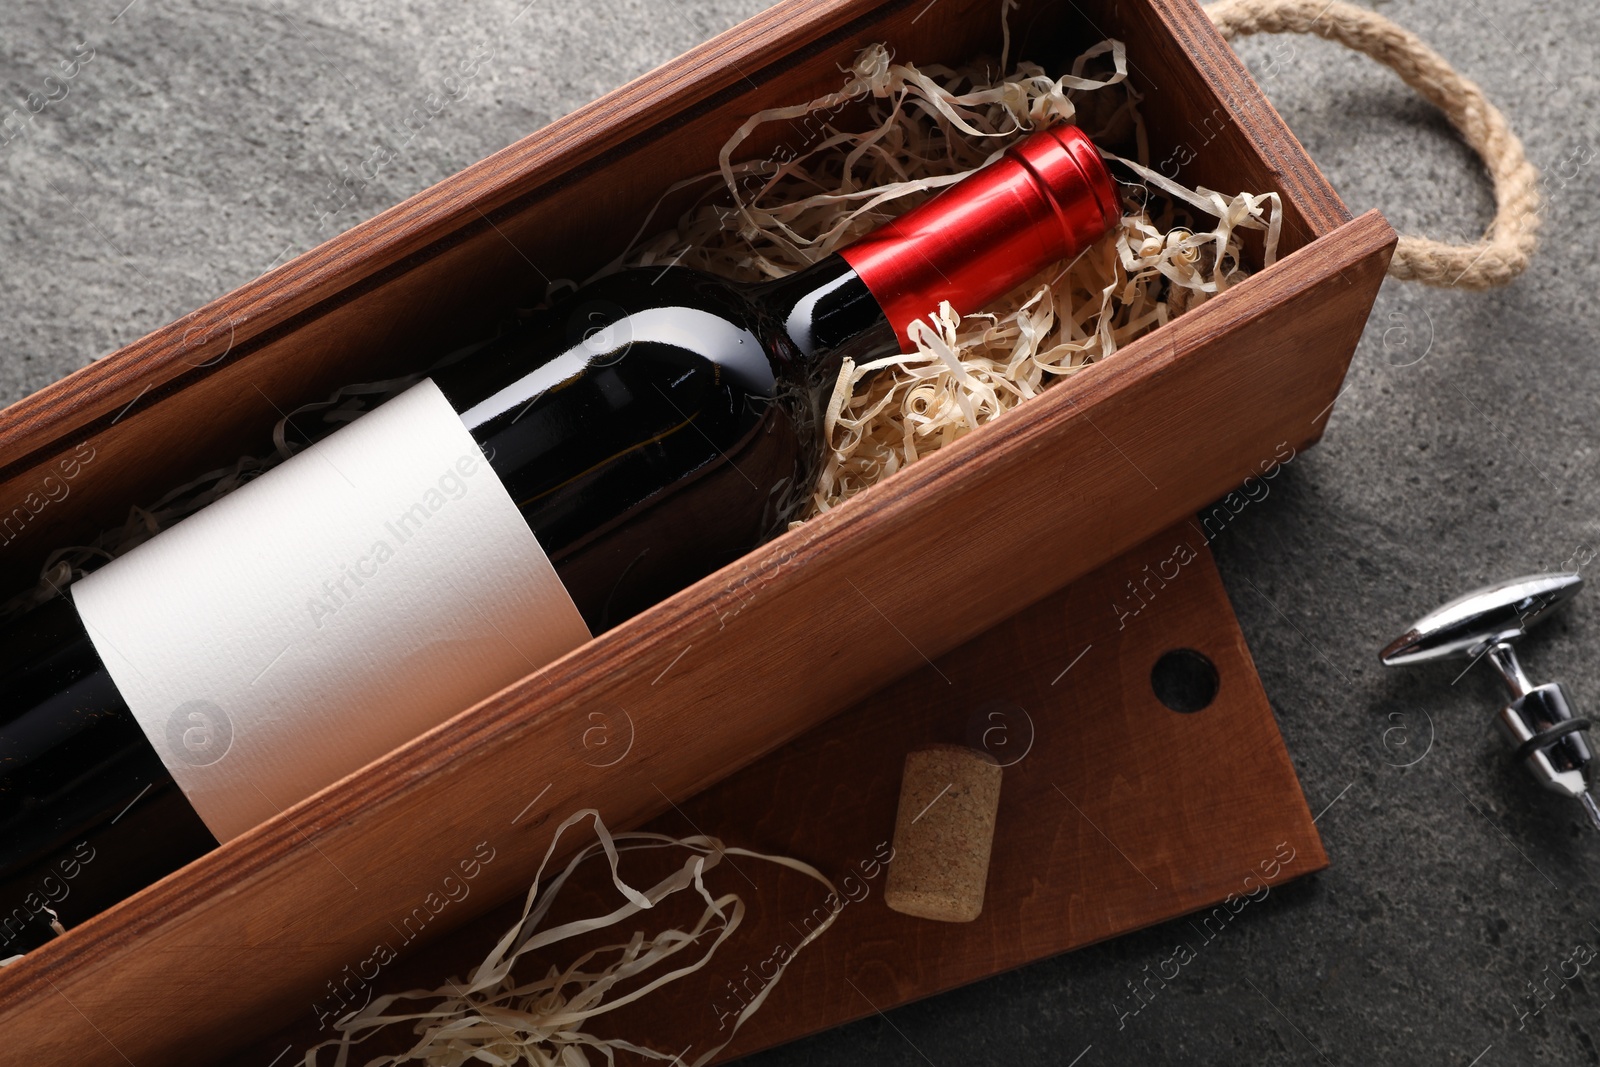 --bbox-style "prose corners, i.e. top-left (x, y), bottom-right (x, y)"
top-left (1380, 572), bottom-right (1599, 831)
